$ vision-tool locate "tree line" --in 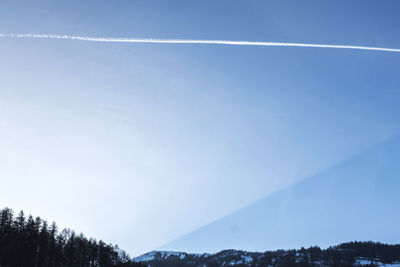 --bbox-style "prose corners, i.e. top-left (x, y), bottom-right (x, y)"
top-left (2, 206), bottom-right (400, 267)
top-left (147, 242), bottom-right (400, 266)
top-left (0, 207), bottom-right (143, 267)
